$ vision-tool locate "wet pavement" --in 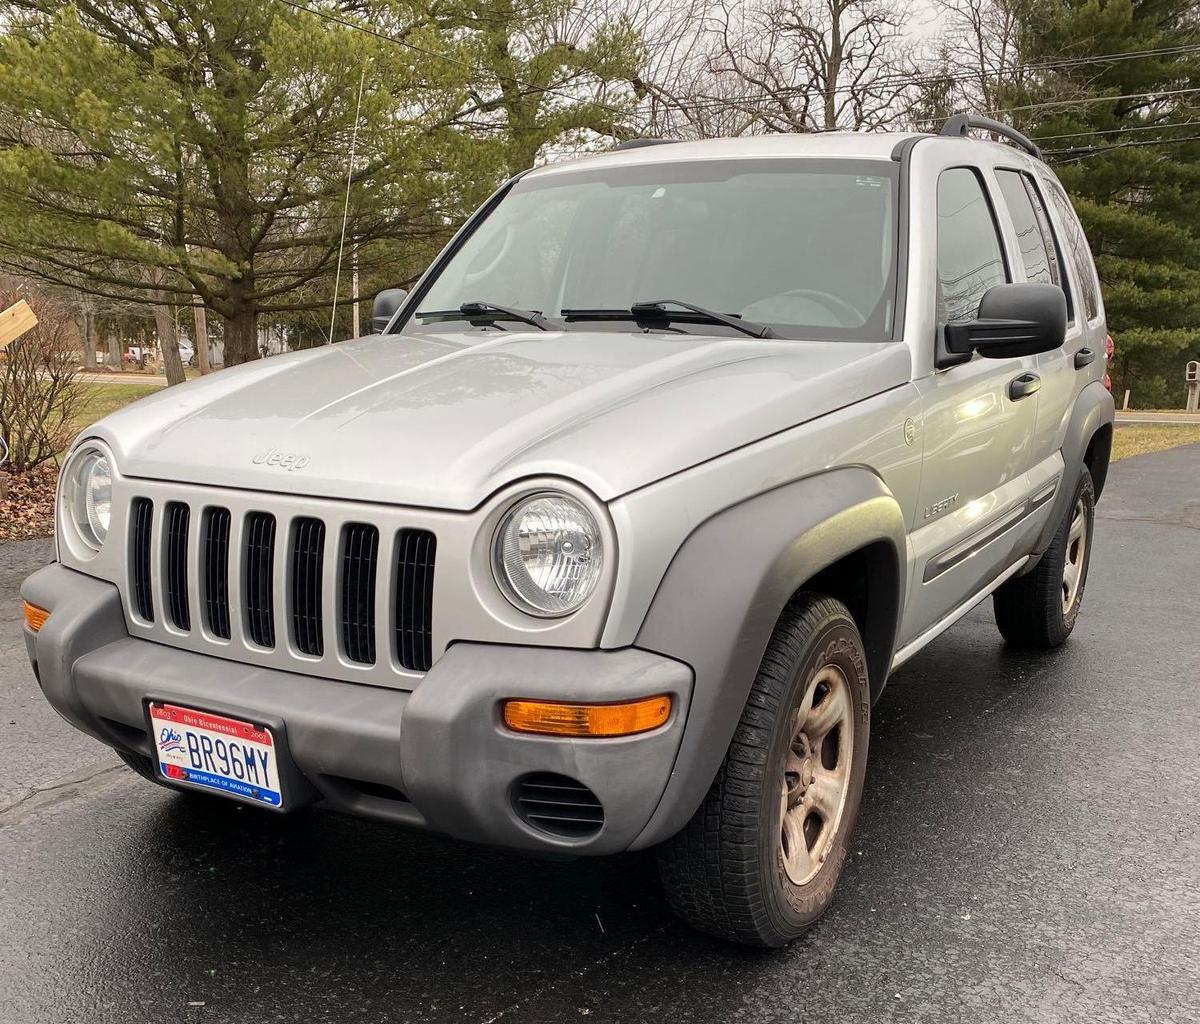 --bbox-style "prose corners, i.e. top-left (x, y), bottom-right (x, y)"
top-left (1, 447), bottom-right (1198, 1024)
